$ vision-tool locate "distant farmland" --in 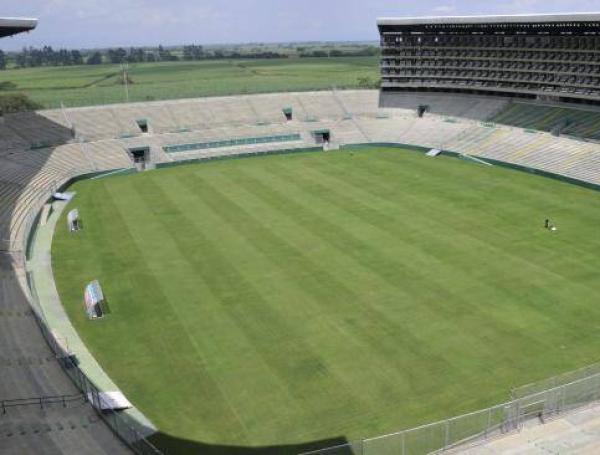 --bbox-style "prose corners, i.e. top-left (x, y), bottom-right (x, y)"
top-left (0, 57), bottom-right (379, 109)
